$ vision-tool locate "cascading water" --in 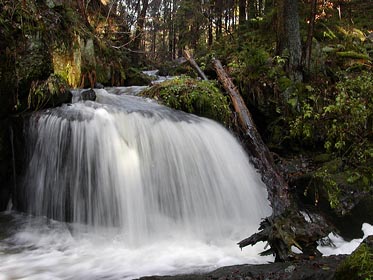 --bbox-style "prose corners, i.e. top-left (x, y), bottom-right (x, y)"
top-left (1, 87), bottom-right (273, 279)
